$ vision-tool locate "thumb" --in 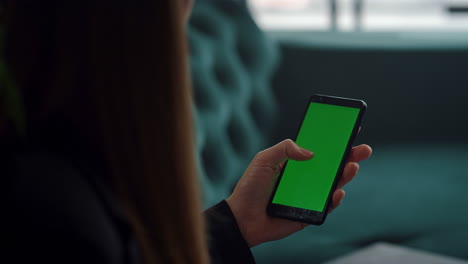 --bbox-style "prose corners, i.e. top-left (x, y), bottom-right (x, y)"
top-left (255, 139), bottom-right (314, 166)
